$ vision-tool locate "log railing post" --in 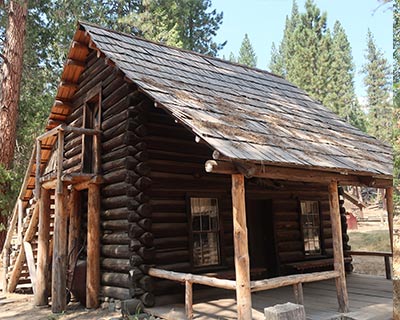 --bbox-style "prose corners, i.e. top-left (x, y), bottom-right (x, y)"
top-left (68, 189), bottom-right (81, 273)
top-left (185, 280), bottom-right (193, 320)
top-left (86, 182), bottom-right (100, 308)
top-left (51, 130), bottom-right (68, 313)
top-left (293, 283), bottom-right (304, 305)
top-left (231, 174), bottom-right (252, 319)
top-left (328, 181), bottom-right (349, 313)
top-left (35, 187), bottom-right (51, 306)
top-left (386, 187), bottom-right (394, 253)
